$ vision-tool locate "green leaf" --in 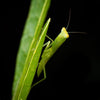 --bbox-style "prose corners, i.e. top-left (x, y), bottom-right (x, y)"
top-left (12, 0), bottom-right (51, 96)
top-left (12, 18), bottom-right (51, 100)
